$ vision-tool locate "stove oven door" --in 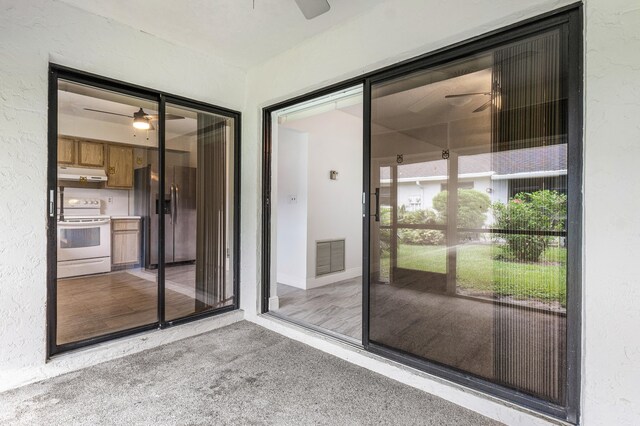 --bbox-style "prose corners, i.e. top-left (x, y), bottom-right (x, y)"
top-left (57, 219), bottom-right (111, 263)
